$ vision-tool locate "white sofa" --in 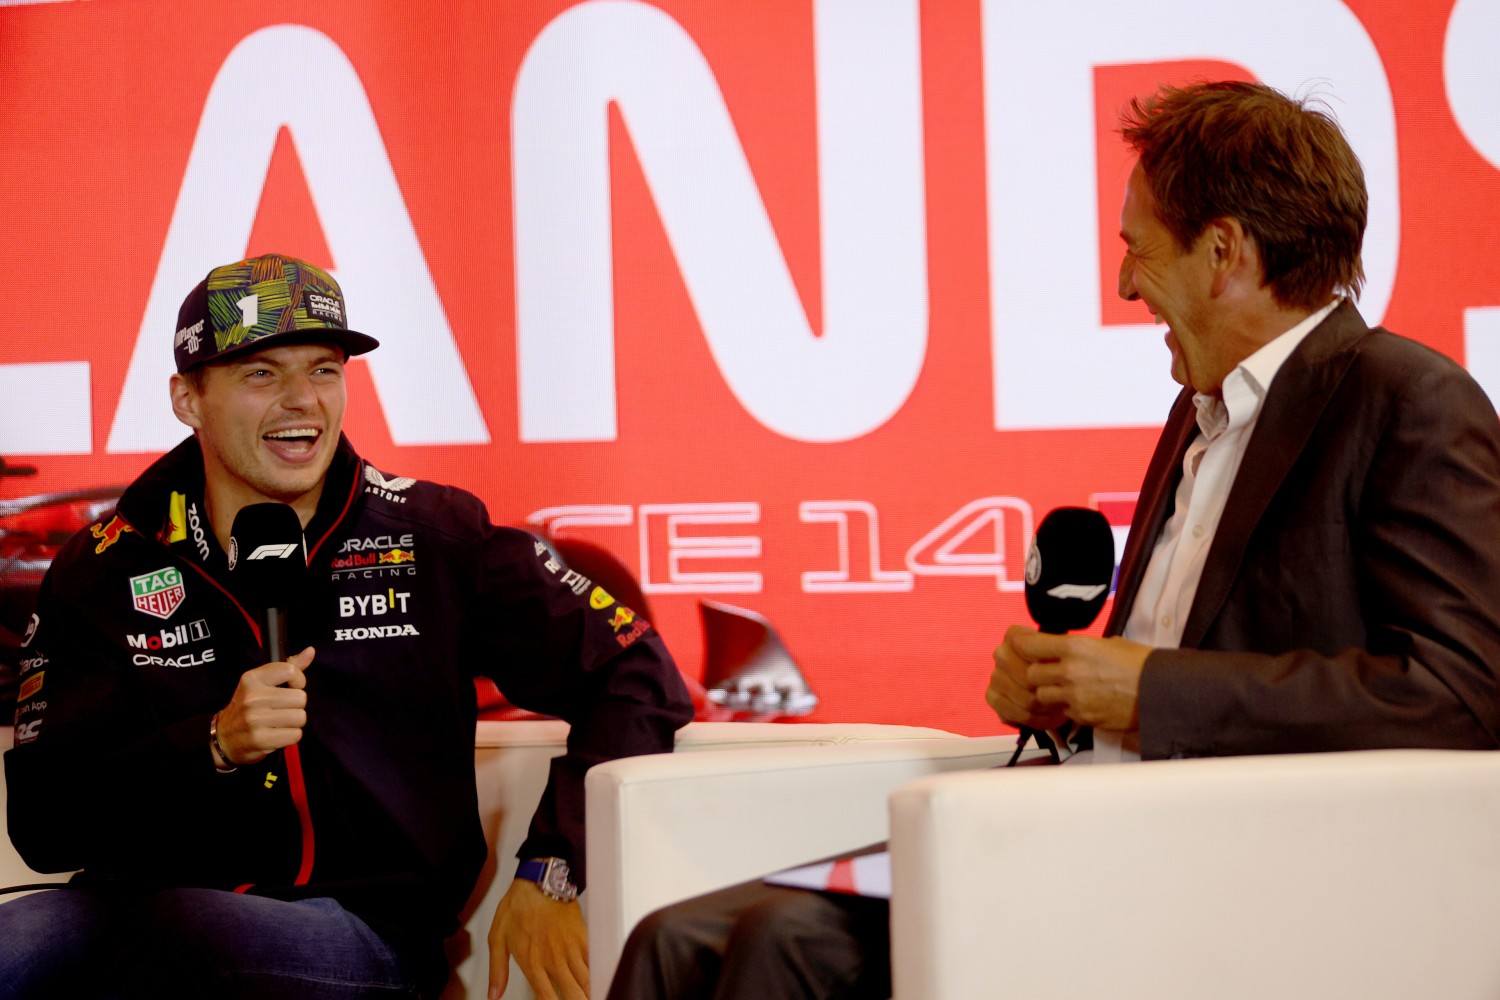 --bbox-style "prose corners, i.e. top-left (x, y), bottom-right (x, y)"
top-left (0, 719), bottom-right (978, 1000)
top-left (889, 750), bottom-right (1500, 1000)
top-left (583, 731), bottom-right (1021, 996)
